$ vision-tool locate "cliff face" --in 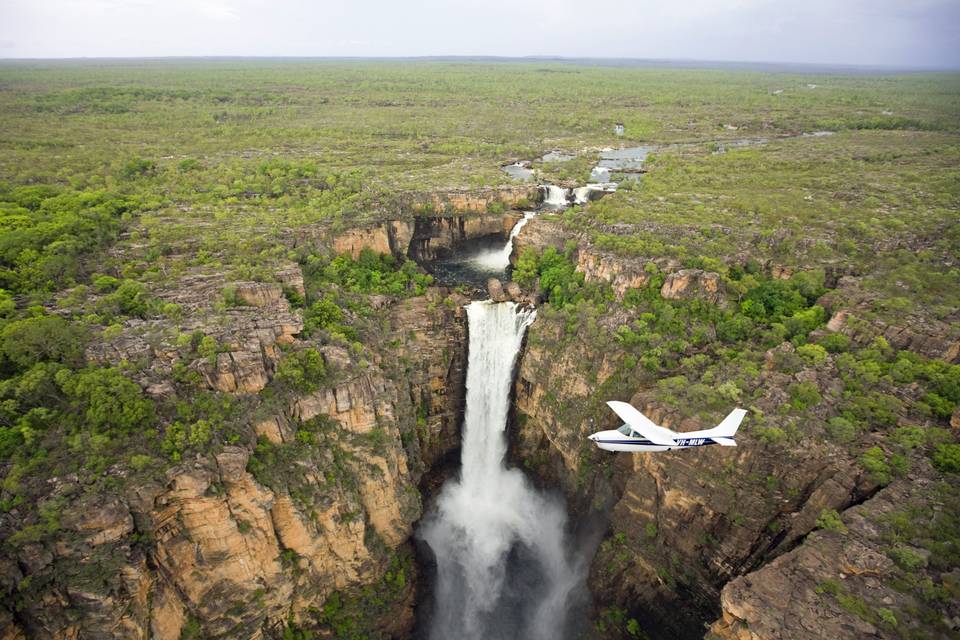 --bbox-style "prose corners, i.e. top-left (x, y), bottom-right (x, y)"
top-left (820, 278), bottom-right (960, 364)
top-left (708, 463), bottom-right (958, 640)
top-left (508, 217), bottom-right (954, 639)
top-left (2, 265), bottom-right (468, 639)
top-left (330, 212), bottom-right (518, 262)
top-left (514, 313), bottom-right (878, 636)
top-left (324, 184), bottom-right (542, 261)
